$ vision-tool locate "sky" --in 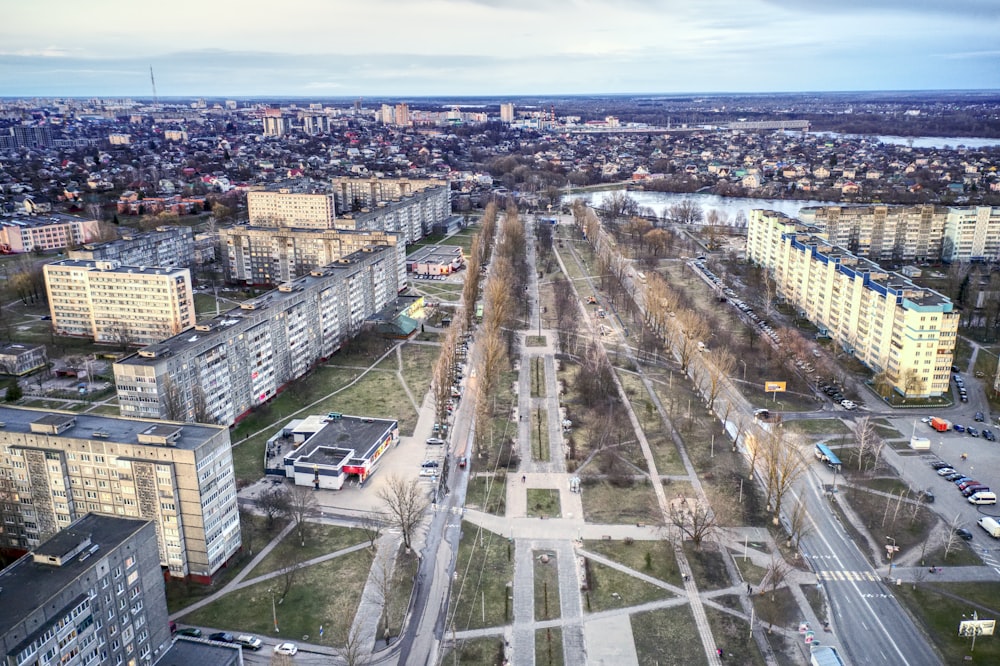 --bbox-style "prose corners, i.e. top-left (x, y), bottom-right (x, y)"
top-left (1, 0), bottom-right (999, 97)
